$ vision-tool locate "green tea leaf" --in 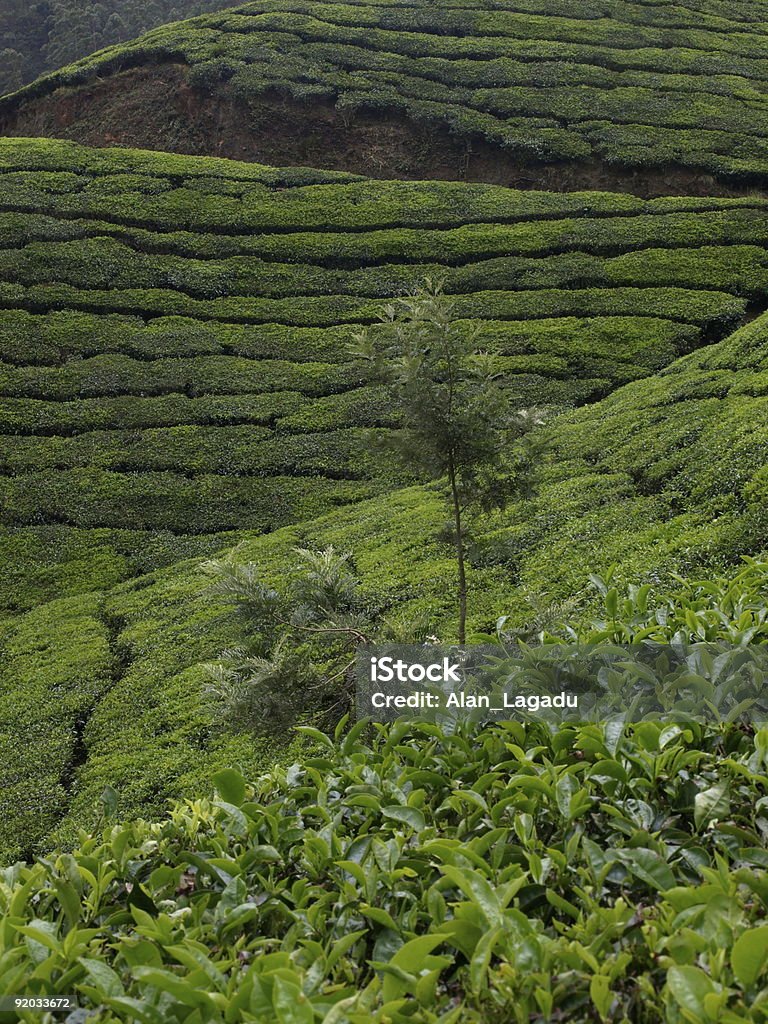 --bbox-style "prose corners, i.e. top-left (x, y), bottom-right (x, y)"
top-left (731, 926), bottom-right (768, 989)
top-left (212, 768), bottom-right (246, 807)
top-left (617, 849), bottom-right (675, 892)
top-left (79, 957), bottom-right (125, 998)
top-left (382, 805), bottom-right (426, 832)
top-left (694, 782), bottom-right (730, 829)
top-left (666, 965), bottom-right (715, 1019)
